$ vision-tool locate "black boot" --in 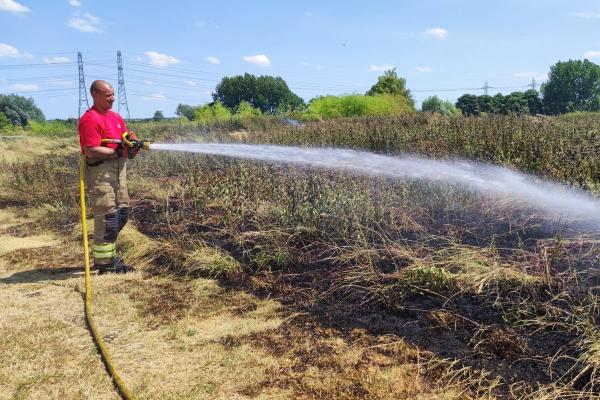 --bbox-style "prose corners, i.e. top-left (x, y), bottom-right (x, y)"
top-left (98, 257), bottom-right (134, 275)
